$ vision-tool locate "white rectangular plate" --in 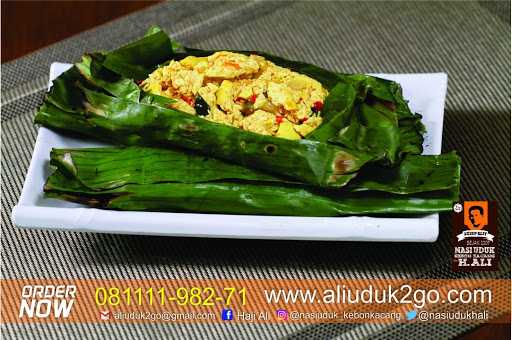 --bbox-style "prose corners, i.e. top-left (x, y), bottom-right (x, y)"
top-left (11, 63), bottom-right (447, 242)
